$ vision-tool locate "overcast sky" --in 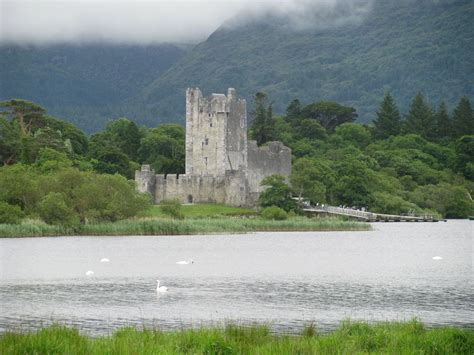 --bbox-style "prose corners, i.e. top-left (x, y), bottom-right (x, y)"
top-left (0, 0), bottom-right (373, 45)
